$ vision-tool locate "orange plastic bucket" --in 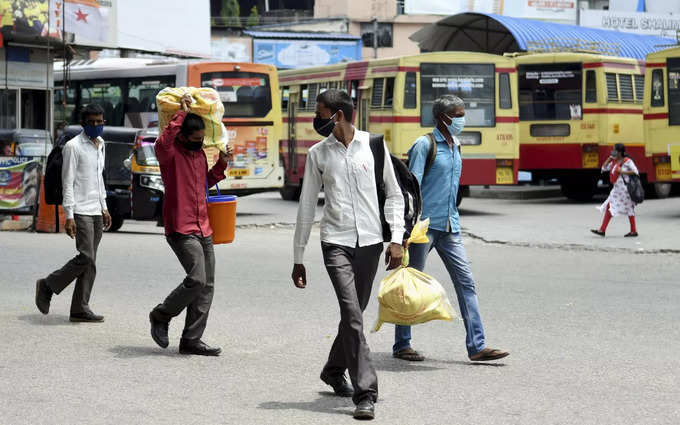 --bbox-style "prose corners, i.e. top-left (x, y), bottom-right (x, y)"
top-left (207, 192), bottom-right (237, 244)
